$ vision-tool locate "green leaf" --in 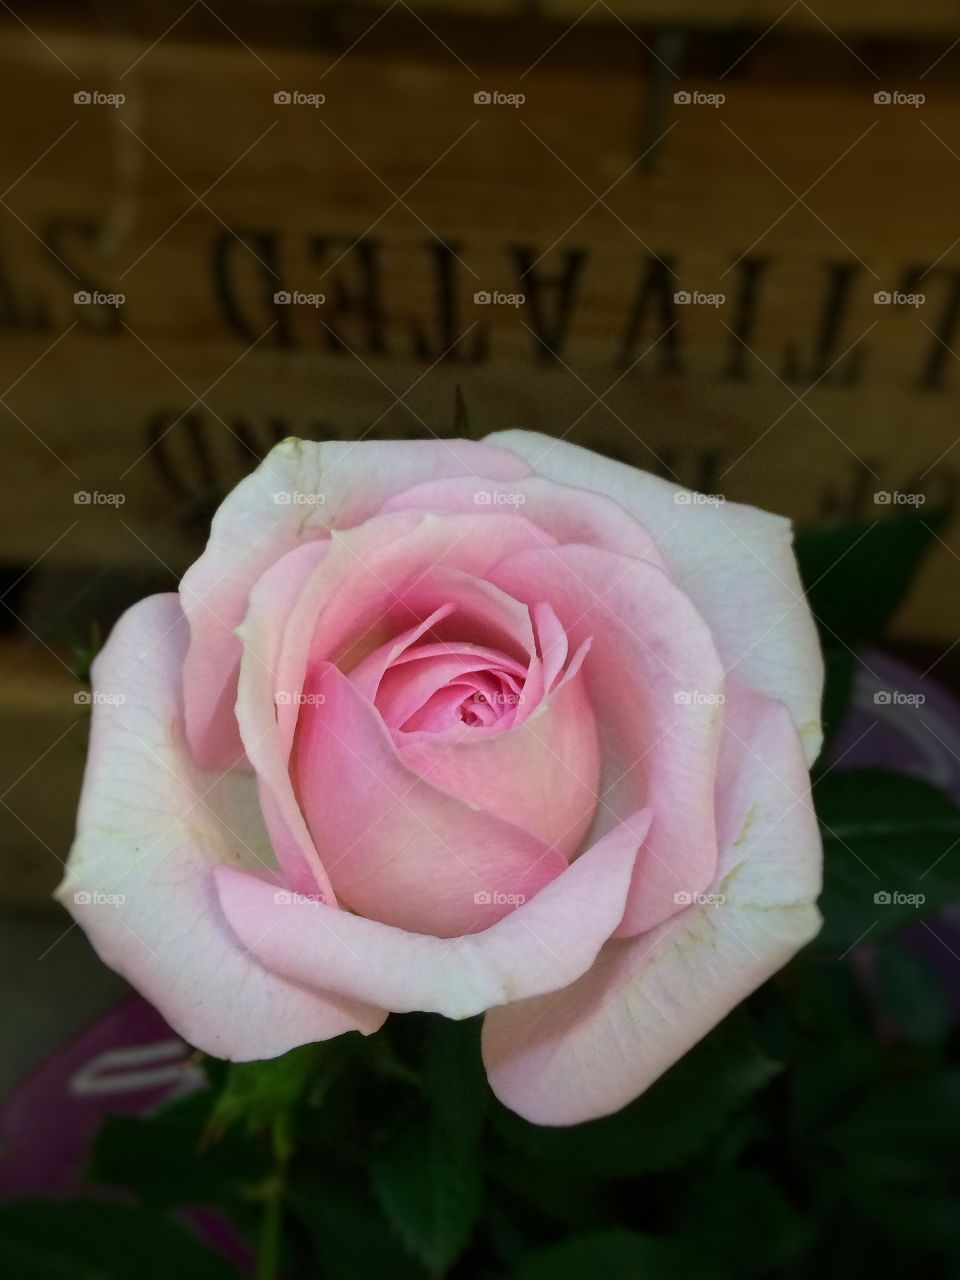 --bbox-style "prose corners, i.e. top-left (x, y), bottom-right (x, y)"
top-left (872, 945), bottom-right (952, 1047)
top-left (422, 1015), bottom-right (487, 1148)
top-left (513, 1230), bottom-right (716, 1280)
top-left (495, 1013), bottom-right (779, 1180)
top-left (829, 1069), bottom-right (960, 1157)
top-left (87, 1090), bottom-right (262, 1211)
top-left (371, 1109), bottom-right (483, 1274)
top-left (287, 1173), bottom-right (428, 1280)
top-left (794, 511), bottom-right (943, 647)
top-left (849, 1179), bottom-right (960, 1253)
top-left (206, 1041), bottom-right (338, 1145)
top-left (0, 1201), bottom-right (240, 1280)
top-left (670, 1171), bottom-right (810, 1275)
top-left (364, 1016), bottom-right (486, 1271)
top-left (814, 769), bottom-right (960, 951)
